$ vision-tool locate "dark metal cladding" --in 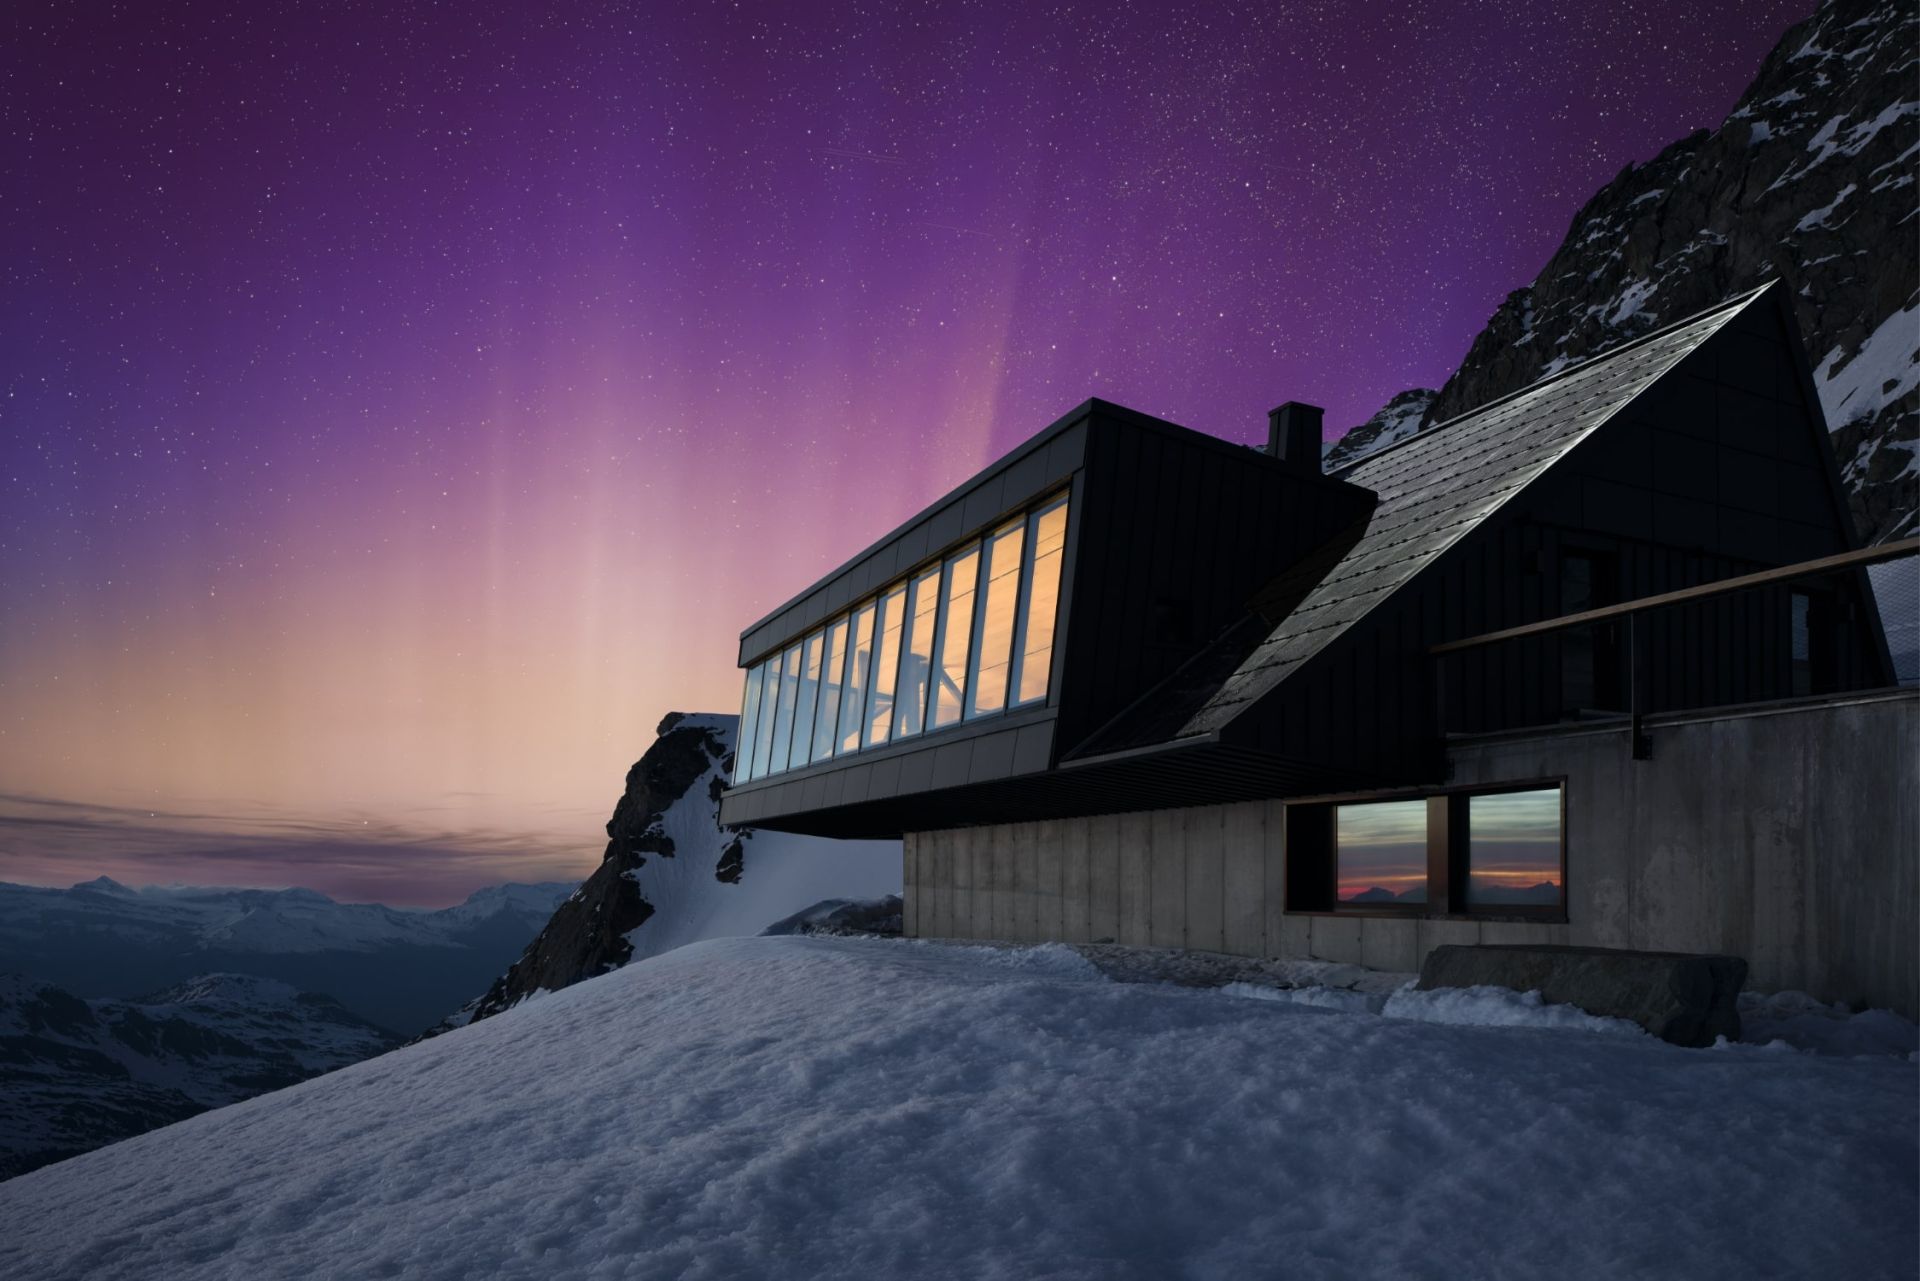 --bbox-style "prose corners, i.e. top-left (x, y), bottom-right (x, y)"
top-left (719, 283), bottom-right (1892, 838)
